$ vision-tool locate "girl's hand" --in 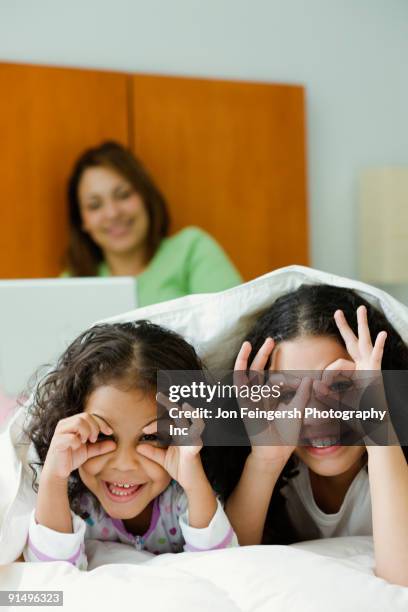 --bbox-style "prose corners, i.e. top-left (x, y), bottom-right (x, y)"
top-left (138, 396), bottom-right (217, 529)
top-left (332, 305), bottom-right (387, 371)
top-left (320, 305), bottom-right (390, 445)
top-left (234, 340), bottom-right (311, 470)
top-left (42, 413), bottom-right (116, 481)
top-left (322, 304), bottom-right (387, 422)
top-left (137, 394), bottom-right (206, 492)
